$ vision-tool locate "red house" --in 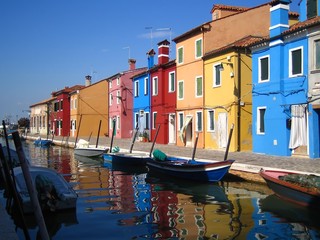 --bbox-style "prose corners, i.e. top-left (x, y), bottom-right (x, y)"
top-left (150, 40), bottom-right (176, 144)
top-left (51, 85), bottom-right (84, 136)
